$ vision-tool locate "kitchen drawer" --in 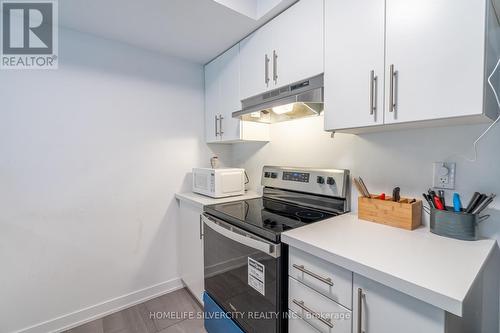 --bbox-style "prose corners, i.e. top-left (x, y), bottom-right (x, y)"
top-left (289, 277), bottom-right (351, 333)
top-left (288, 310), bottom-right (320, 333)
top-left (289, 246), bottom-right (353, 309)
